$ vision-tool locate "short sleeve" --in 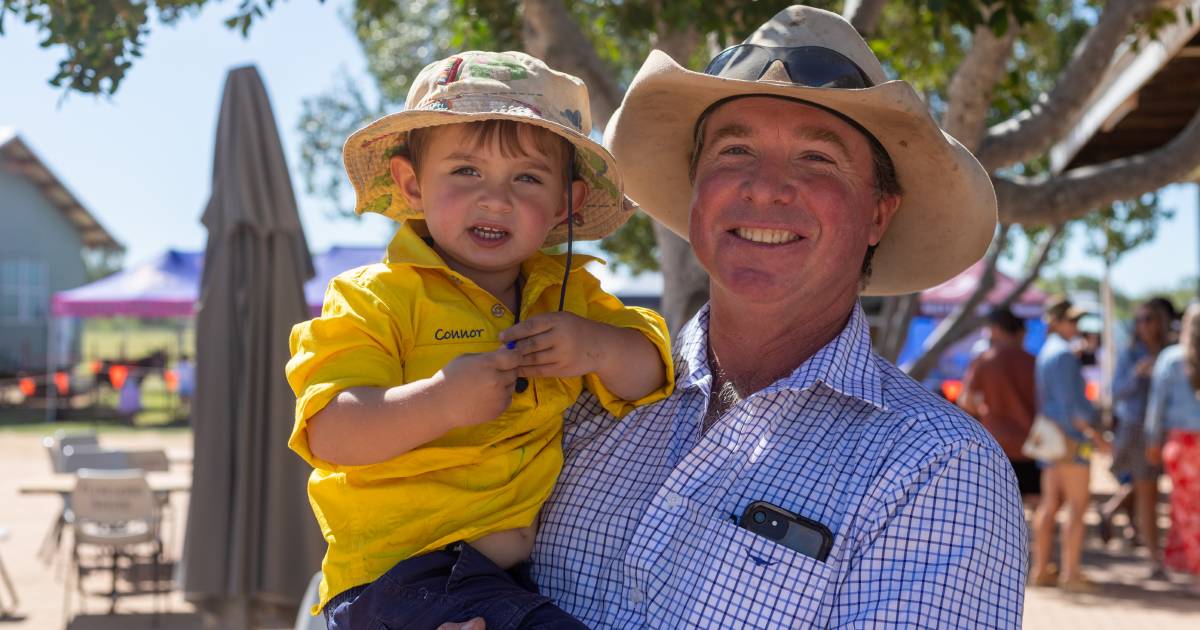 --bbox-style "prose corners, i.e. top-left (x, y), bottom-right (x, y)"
top-left (285, 271), bottom-right (409, 470)
top-left (575, 270), bottom-right (674, 418)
